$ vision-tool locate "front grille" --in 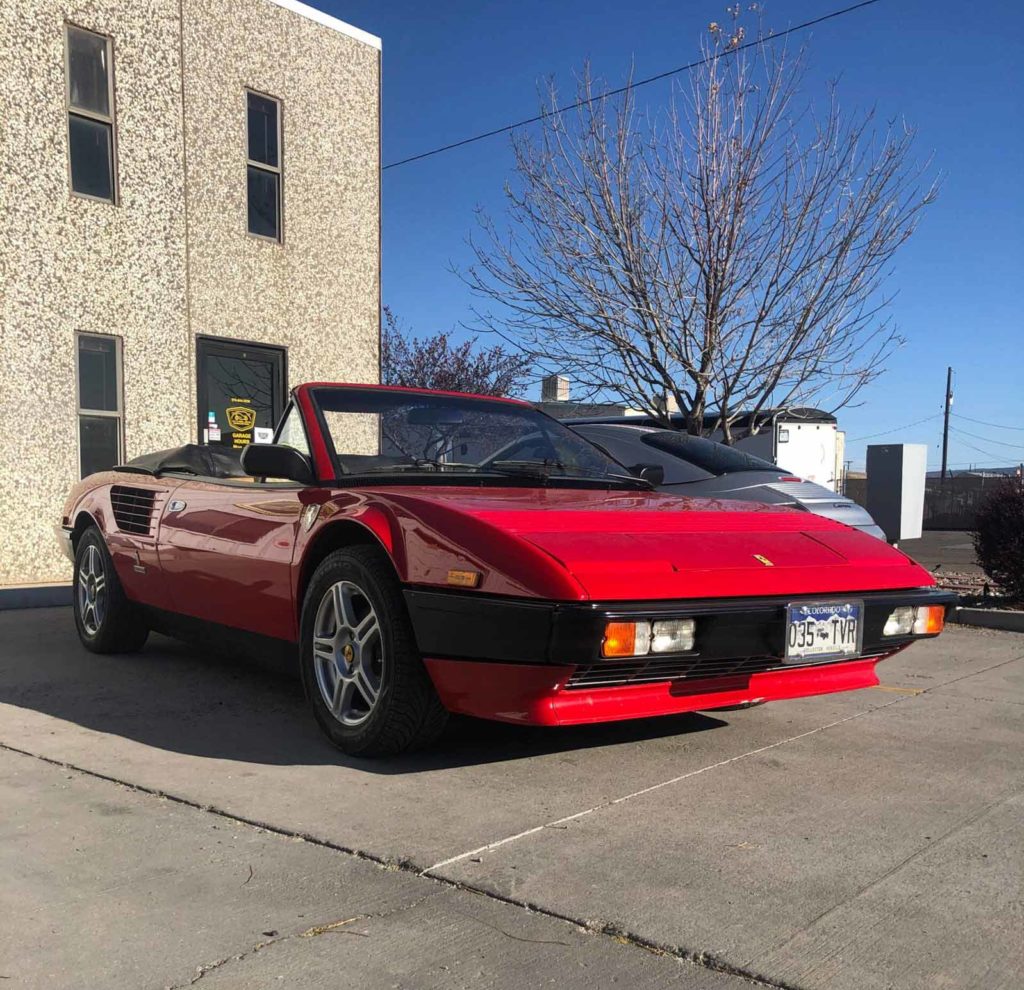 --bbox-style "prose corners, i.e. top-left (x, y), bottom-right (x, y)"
top-left (565, 648), bottom-right (894, 690)
top-left (566, 654), bottom-right (781, 688)
top-left (110, 486), bottom-right (164, 536)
